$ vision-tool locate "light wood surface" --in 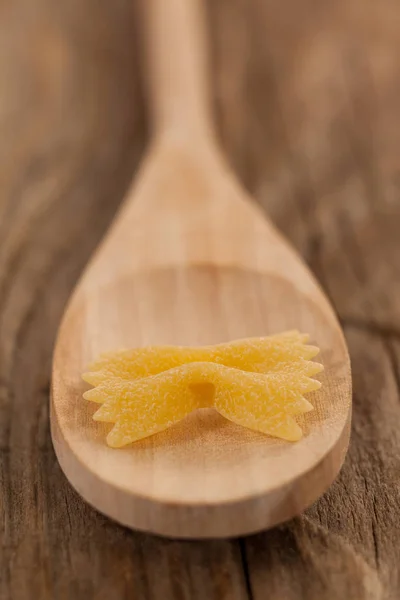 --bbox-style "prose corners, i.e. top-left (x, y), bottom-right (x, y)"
top-left (51, 0), bottom-right (351, 538)
top-left (2, 0), bottom-right (399, 595)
